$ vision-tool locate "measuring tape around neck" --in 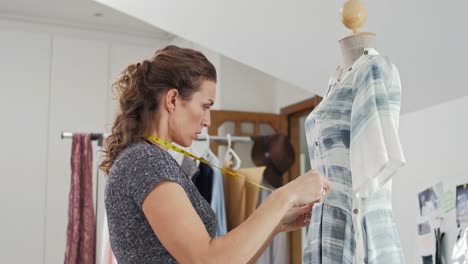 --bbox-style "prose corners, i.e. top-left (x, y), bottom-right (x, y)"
top-left (146, 135), bottom-right (273, 192)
